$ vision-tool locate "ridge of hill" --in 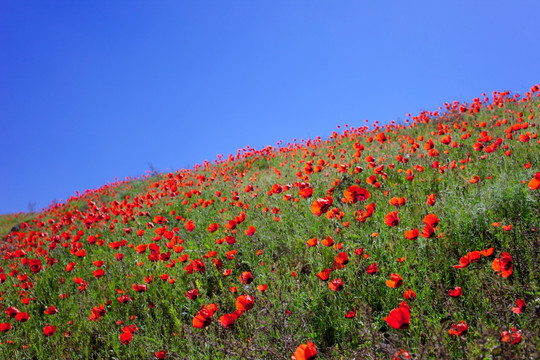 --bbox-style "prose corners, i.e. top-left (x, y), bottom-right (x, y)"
top-left (1, 86), bottom-right (539, 359)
